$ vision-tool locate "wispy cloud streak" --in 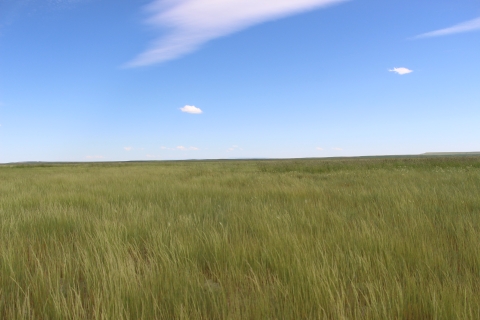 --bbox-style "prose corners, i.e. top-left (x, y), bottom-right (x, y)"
top-left (414, 17), bottom-right (480, 39)
top-left (126, 0), bottom-right (347, 67)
